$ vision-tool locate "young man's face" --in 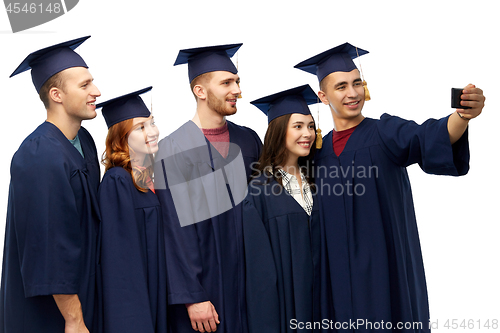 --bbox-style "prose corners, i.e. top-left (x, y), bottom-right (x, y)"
top-left (318, 69), bottom-right (365, 124)
top-left (205, 71), bottom-right (241, 117)
top-left (58, 67), bottom-right (101, 121)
